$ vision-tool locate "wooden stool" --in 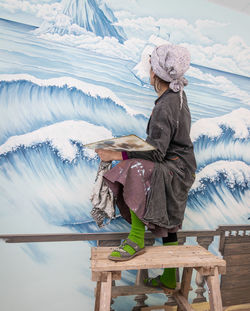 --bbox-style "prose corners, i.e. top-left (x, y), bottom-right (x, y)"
top-left (91, 245), bottom-right (226, 311)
